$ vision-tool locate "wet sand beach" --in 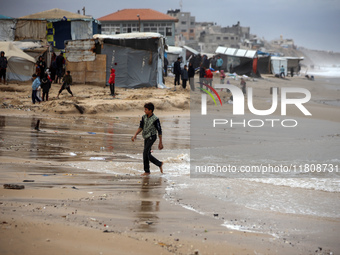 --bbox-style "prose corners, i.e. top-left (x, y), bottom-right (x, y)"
top-left (1, 74), bottom-right (340, 254)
